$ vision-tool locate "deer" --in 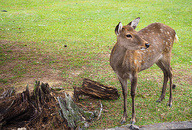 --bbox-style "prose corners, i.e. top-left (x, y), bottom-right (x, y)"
top-left (110, 17), bottom-right (178, 125)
